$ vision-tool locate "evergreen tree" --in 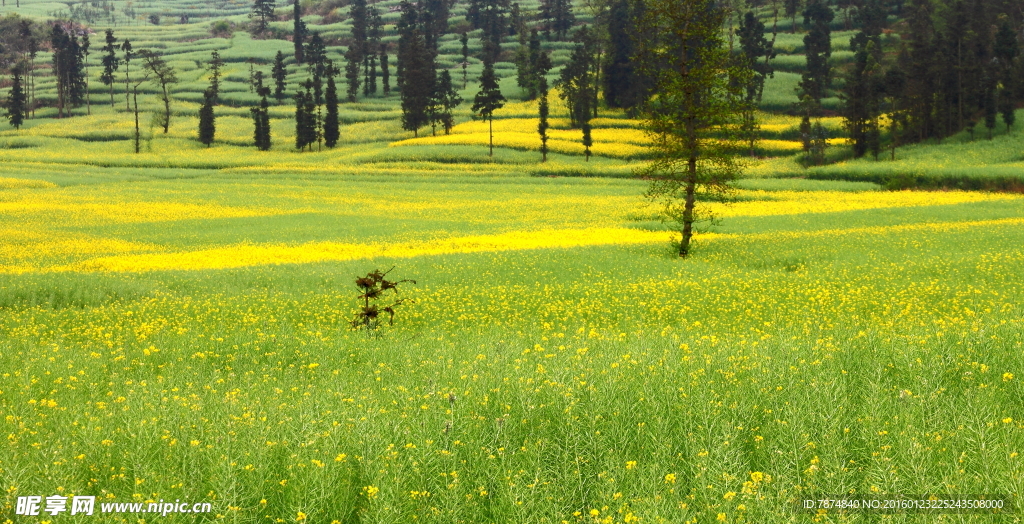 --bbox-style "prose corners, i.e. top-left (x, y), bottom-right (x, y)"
top-left (421, 0), bottom-right (451, 55)
top-left (471, 61), bottom-right (506, 156)
top-left (900, 0), bottom-right (936, 141)
top-left (364, 7), bottom-right (382, 96)
top-left (272, 50), bottom-right (288, 104)
top-left (635, 0), bottom-right (752, 257)
top-left (100, 29), bottom-right (120, 108)
top-left (325, 65), bottom-right (340, 147)
top-left (474, 0), bottom-right (510, 63)
top-left (883, 65), bottom-right (907, 159)
top-left (434, 70), bottom-right (462, 134)
top-left (604, 0), bottom-right (638, 109)
top-left (295, 88), bottom-right (309, 150)
top-left (558, 26), bottom-right (596, 128)
top-left (797, 0), bottom-right (833, 112)
top-left (994, 20), bottom-right (1018, 131)
top-left (250, 0), bottom-right (277, 36)
top-left (207, 50), bottom-right (224, 104)
top-left (19, 21), bottom-right (38, 118)
top-left (460, 31), bottom-right (470, 89)
top-left (400, 28), bottom-right (433, 136)
top-left (345, 44), bottom-right (362, 102)
top-left (250, 72), bottom-right (272, 150)
top-left (380, 44), bottom-right (391, 95)
top-left (348, 0), bottom-right (368, 100)
top-left (50, 24), bottom-right (87, 118)
top-left (122, 39), bottom-right (133, 111)
top-left (843, 38), bottom-right (883, 158)
top-left (5, 64), bottom-right (26, 129)
top-left (293, 0), bottom-right (306, 64)
top-left (81, 33), bottom-right (91, 115)
top-left (736, 10), bottom-right (775, 154)
top-left (538, 76), bottom-right (549, 161)
top-left (396, 0), bottom-right (418, 92)
top-left (198, 88), bottom-right (215, 146)
top-left (784, 0), bottom-right (801, 33)
top-left (295, 80), bottom-right (317, 150)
